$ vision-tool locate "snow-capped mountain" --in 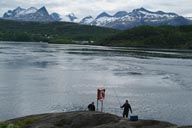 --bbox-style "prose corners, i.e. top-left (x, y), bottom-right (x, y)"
top-left (80, 7), bottom-right (192, 29)
top-left (96, 12), bottom-right (112, 19)
top-left (79, 16), bottom-right (94, 24)
top-left (2, 7), bottom-right (78, 22)
top-left (3, 7), bottom-right (25, 18)
top-left (113, 11), bottom-right (128, 18)
top-left (50, 13), bottom-right (62, 21)
top-left (17, 7), bottom-right (38, 16)
top-left (2, 7), bottom-right (192, 29)
top-left (131, 7), bottom-right (178, 20)
top-left (3, 6), bottom-right (61, 22)
top-left (60, 13), bottom-right (80, 22)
